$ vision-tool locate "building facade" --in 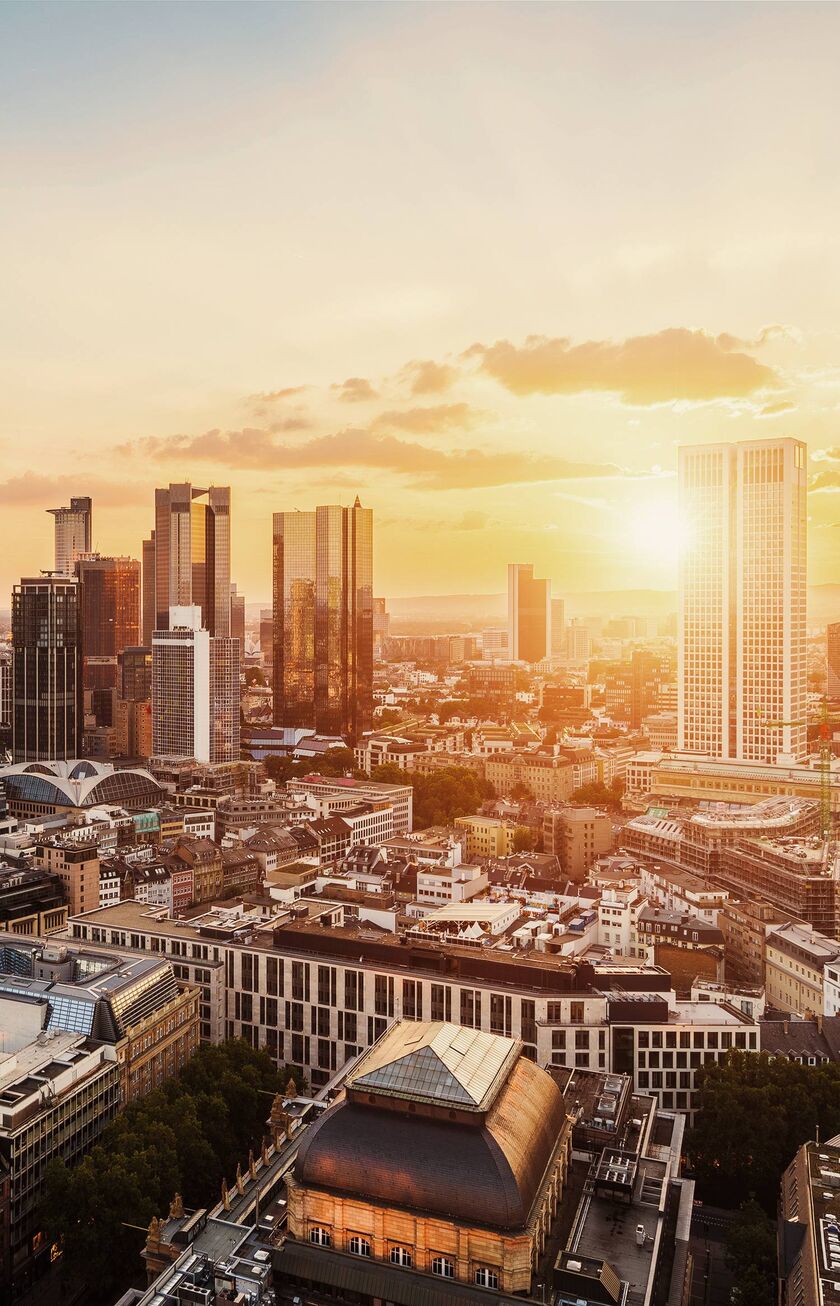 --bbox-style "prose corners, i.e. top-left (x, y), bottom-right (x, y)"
top-left (48, 496), bottom-right (92, 576)
top-left (508, 563), bottom-right (551, 664)
top-left (12, 575), bottom-right (82, 762)
top-left (678, 438), bottom-right (807, 763)
top-left (152, 606), bottom-right (240, 764)
top-left (272, 499), bottom-right (373, 739)
top-left (153, 484), bottom-right (231, 636)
